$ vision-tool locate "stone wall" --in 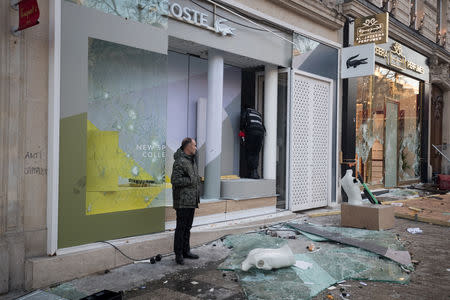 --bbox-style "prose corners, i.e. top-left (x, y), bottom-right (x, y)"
top-left (0, 0), bottom-right (49, 294)
top-left (394, 0), bottom-right (412, 26)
